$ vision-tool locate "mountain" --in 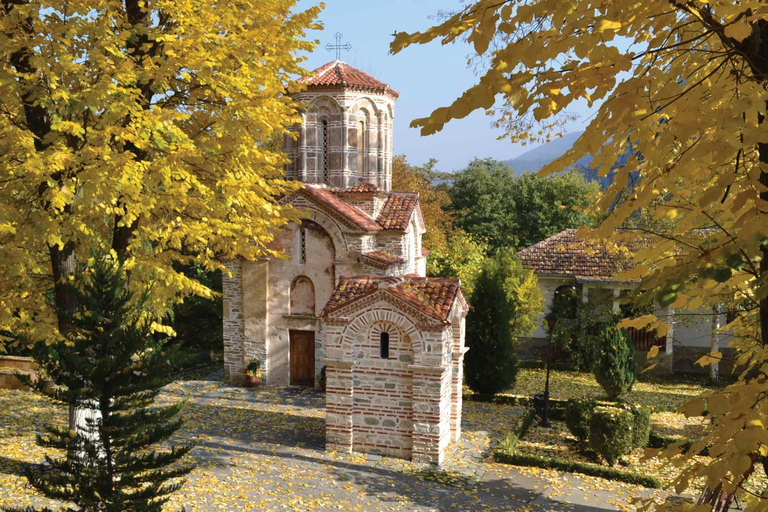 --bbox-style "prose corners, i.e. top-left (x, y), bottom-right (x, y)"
top-left (504, 131), bottom-right (590, 175)
top-left (504, 131), bottom-right (619, 189)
